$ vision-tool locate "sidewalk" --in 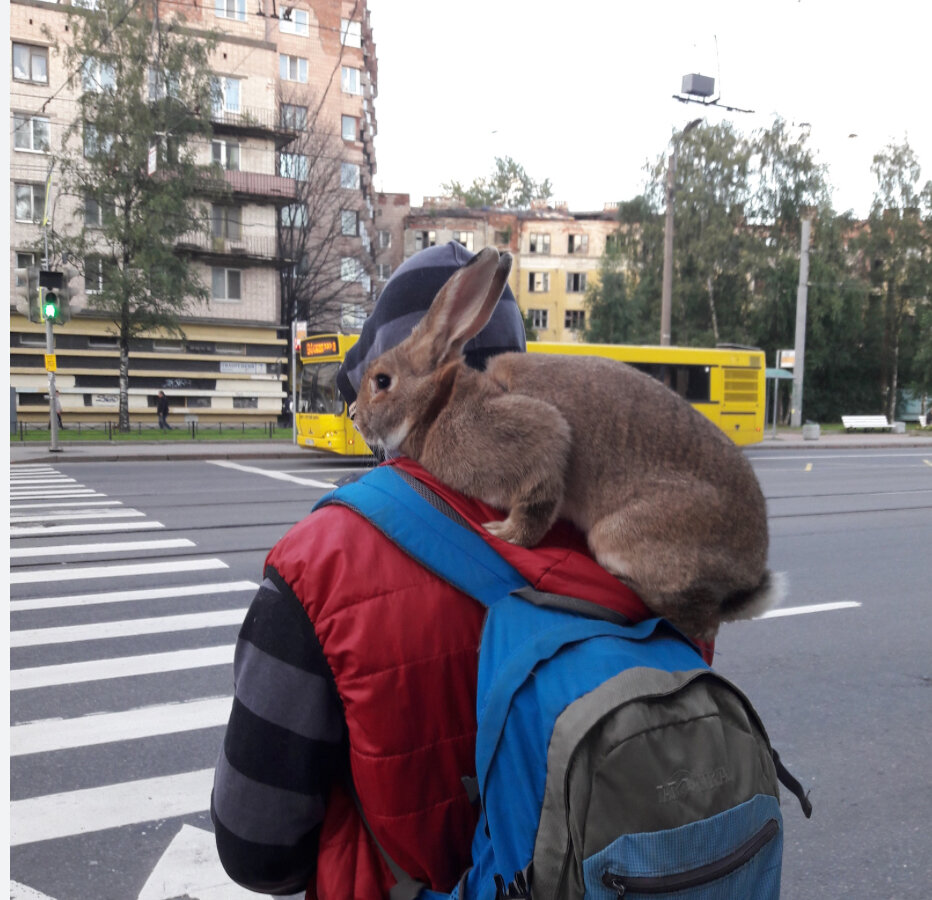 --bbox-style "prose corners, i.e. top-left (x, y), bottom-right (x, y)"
top-left (8, 429), bottom-right (932, 464)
